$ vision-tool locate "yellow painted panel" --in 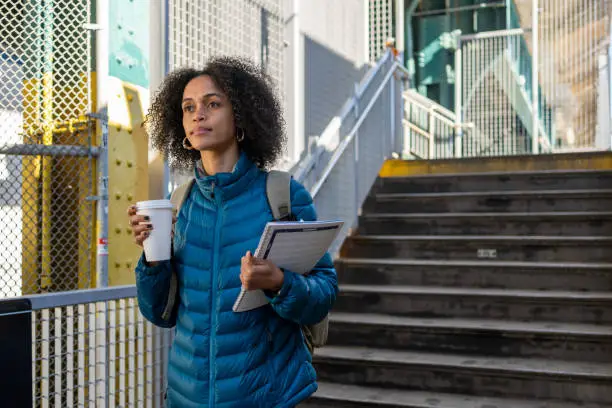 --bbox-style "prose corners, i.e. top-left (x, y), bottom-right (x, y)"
top-left (380, 152), bottom-right (612, 177)
top-left (107, 81), bottom-right (149, 287)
